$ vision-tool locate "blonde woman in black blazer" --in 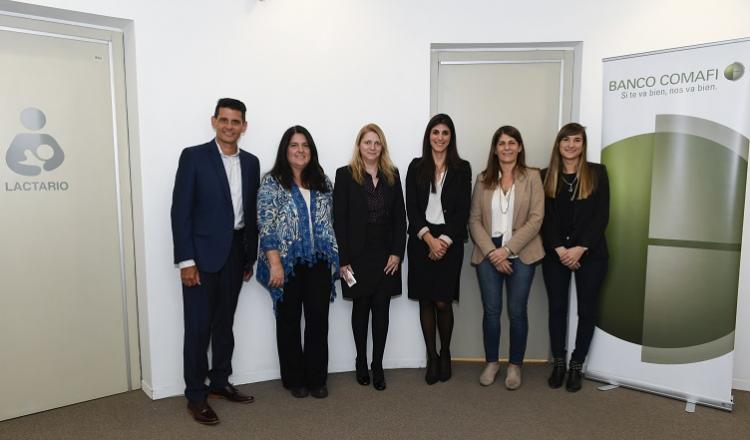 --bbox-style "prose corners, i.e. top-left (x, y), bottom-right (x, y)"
top-left (333, 123), bottom-right (406, 391)
top-left (541, 122), bottom-right (609, 393)
top-left (405, 114), bottom-right (472, 385)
